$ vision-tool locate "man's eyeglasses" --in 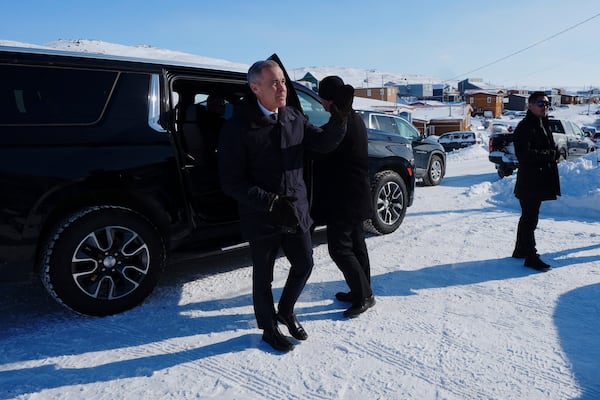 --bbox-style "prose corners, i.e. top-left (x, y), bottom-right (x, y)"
top-left (536, 100), bottom-right (551, 107)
